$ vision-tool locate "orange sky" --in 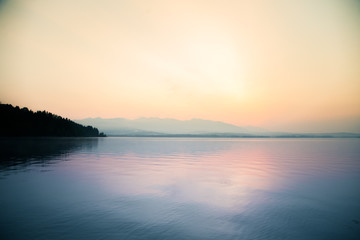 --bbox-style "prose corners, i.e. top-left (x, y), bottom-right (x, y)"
top-left (0, 0), bottom-right (359, 132)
